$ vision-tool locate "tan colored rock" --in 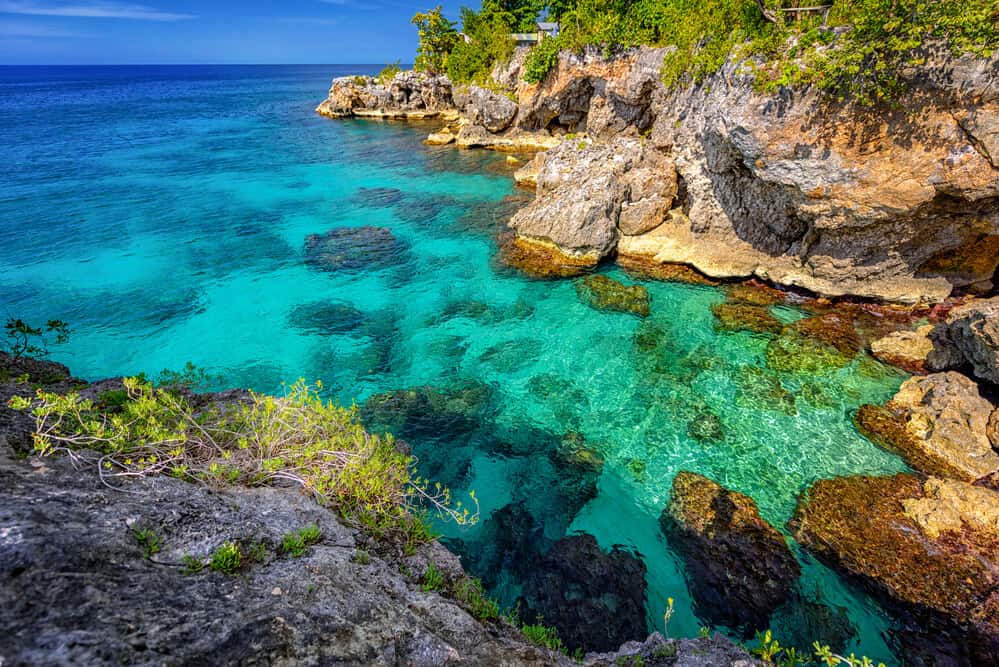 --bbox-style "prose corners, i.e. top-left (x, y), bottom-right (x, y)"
top-left (791, 473), bottom-right (999, 662)
top-left (514, 153), bottom-right (543, 187)
top-left (990, 409), bottom-right (999, 448)
top-left (870, 325), bottom-right (935, 374)
top-left (424, 129), bottom-right (455, 145)
top-left (902, 477), bottom-right (999, 539)
top-left (858, 372), bottom-right (999, 481)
